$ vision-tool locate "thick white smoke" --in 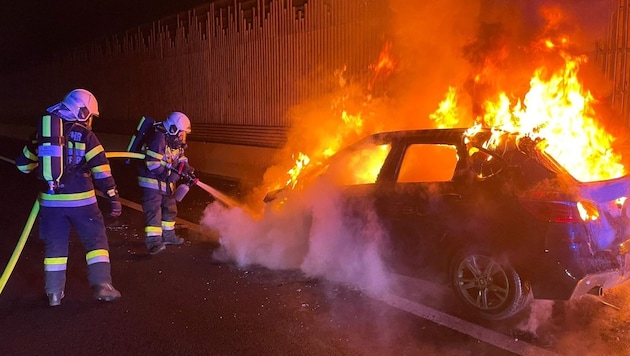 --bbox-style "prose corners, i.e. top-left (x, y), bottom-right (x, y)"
top-left (201, 178), bottom-right (391, 296)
